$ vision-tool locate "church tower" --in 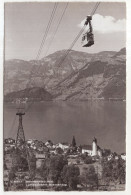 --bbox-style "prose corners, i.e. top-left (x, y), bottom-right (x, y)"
top-left (92, 137), bottom-right (97, 156)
